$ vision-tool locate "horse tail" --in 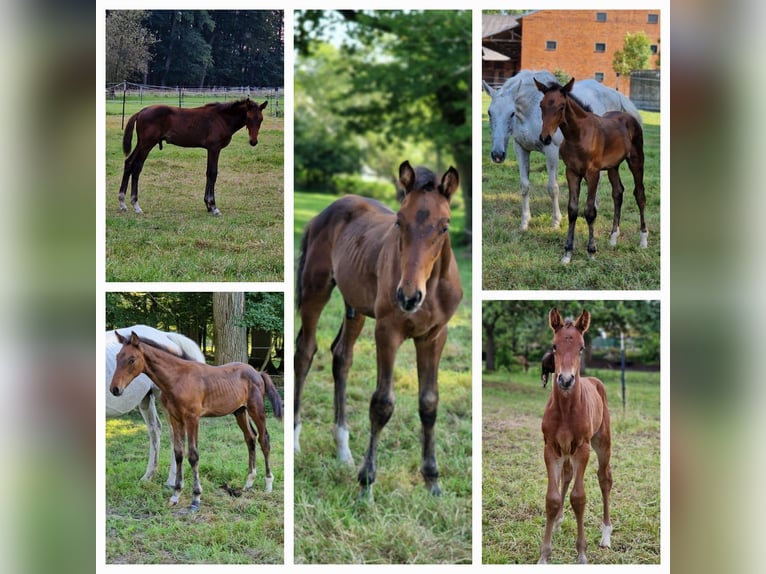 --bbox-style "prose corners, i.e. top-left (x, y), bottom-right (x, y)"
top-left (618, 93), bottom-right (643, 126)
top-left (261, 372), bottom-right (284, 421)
top-left (123, 112), bottom-right (139, 155)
